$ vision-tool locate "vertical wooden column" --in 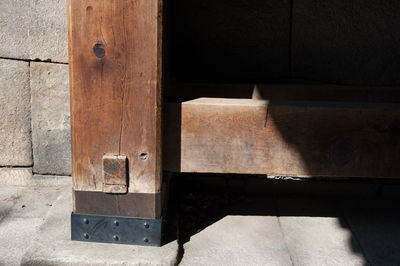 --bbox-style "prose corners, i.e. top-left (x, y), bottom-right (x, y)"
top-left (67, 0), bottom-right (163, 219)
